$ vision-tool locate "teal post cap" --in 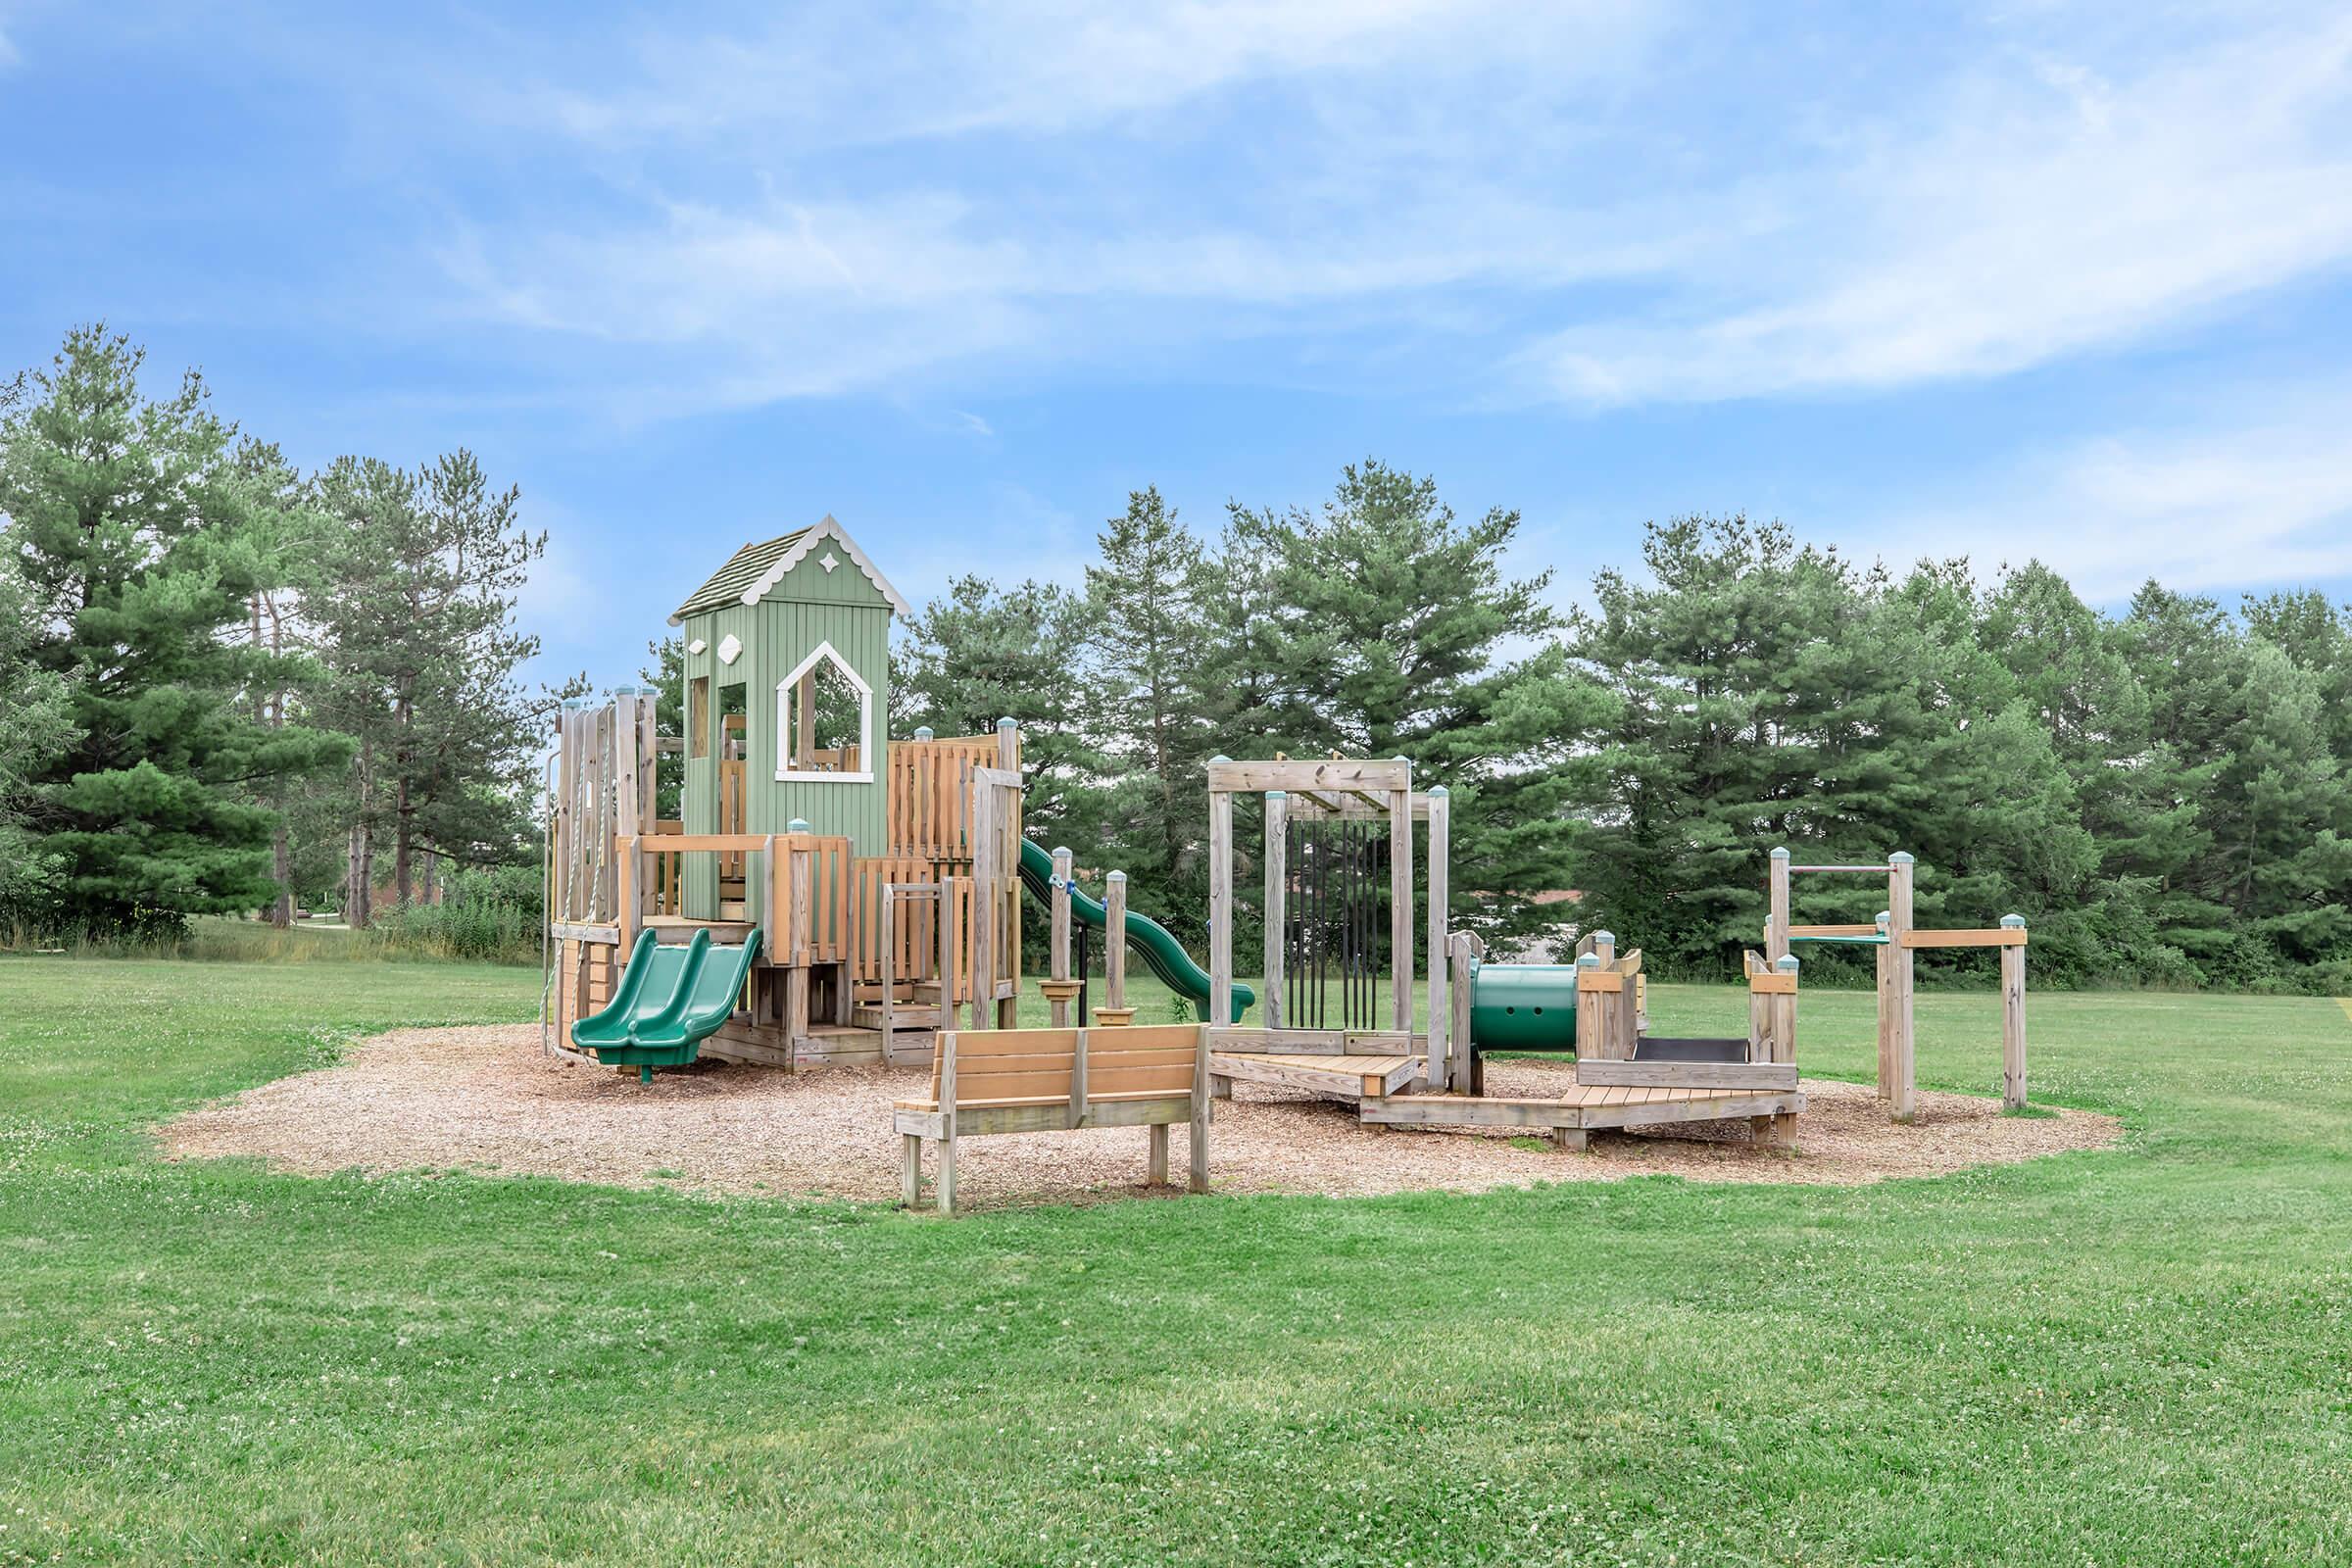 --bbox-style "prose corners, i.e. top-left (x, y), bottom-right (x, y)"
top-left (1106, 870), bottom-right (1126, 884)
top-left (913, 725), bottom-right (934, 741)
top-left (1209, 754), bottom-right (1231, 763)
top-left (787, 818), bottom-right (810, 834)
top-left (1771, 846), bottom-right (1790, 859)
top-left (2000, 913), bottom-right (2027, 928)
top-left (1427, 785), bottom-right (1447, 797)
top-left (997, 716), bottom-right (1018, 730)
top-left (1877, 910), bottom-right (1891, 928)
top-left (1777, 955), bottom-right (1800, 974)
top-left (1889, 851), bottom-right (1915, 863)
top-left (1592, 929), bottom-right (1615, 947)
top-left (1266, 789), bottom-right (1286, 800)
top-left (1576, 953), bottom-right (1600, 969)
